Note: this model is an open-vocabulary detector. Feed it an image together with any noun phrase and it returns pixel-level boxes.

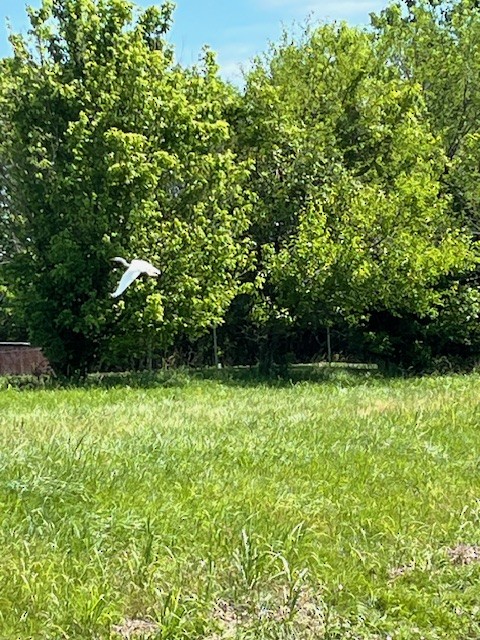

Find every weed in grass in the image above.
[233,529,270,591]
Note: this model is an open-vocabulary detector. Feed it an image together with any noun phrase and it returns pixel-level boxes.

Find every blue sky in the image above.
[0,0,387,83]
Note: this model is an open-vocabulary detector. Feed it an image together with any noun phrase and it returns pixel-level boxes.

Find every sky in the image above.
[0,0,387,83]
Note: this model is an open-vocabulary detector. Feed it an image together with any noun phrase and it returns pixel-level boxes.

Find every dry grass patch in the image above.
[447,544,480,565]
[111,618,158,638]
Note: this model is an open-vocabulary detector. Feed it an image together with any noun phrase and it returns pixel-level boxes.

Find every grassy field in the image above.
[0,369,479,639]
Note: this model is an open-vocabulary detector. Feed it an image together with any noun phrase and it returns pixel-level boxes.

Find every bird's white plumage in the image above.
[112,267,142,297]
[111,257,160,297]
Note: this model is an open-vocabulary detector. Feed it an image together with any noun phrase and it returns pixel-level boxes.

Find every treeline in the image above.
[1,0,480,374]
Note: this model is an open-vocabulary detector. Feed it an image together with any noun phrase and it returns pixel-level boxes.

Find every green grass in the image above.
[0,369,479,639]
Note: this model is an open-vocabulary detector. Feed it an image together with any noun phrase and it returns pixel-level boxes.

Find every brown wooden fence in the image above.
[0,343,51,375]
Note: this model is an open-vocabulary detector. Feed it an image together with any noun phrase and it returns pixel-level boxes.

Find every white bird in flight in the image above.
[111,257,160,297]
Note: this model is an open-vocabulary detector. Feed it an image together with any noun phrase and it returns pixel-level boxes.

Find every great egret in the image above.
[111,257,160,297]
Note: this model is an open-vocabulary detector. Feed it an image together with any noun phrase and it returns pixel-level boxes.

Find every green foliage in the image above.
[2,0,253,373]
[373,0,480,162]
[372,1,480,231]
[0,282,27,342]
[2,0,480,372]
[236,21,475,346]
[364,0,480,366]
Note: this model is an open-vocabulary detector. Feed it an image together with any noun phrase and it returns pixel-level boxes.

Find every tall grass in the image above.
[0,370,479,638]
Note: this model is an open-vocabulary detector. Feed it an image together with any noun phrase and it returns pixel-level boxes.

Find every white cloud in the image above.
[203,1,387,86]
[257,0,304,7]
[218,59,246,85]
[308,0,385,17]
[214,1,386,84]
[215,42,258,86]
[256,0,385,22]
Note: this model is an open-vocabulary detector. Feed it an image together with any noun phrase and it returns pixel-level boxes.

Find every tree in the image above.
[372,1,480,218]
[0,60,27,341]
[2,0,254,373]
[369,0,480,366]
[234,21,475,364]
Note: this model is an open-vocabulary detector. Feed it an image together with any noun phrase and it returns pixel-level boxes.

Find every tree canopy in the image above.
[235,20,475,339]
[1,0,254,373]
[1,0,479,373]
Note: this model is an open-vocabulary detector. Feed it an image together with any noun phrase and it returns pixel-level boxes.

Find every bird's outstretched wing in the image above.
[111,267,142,297]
